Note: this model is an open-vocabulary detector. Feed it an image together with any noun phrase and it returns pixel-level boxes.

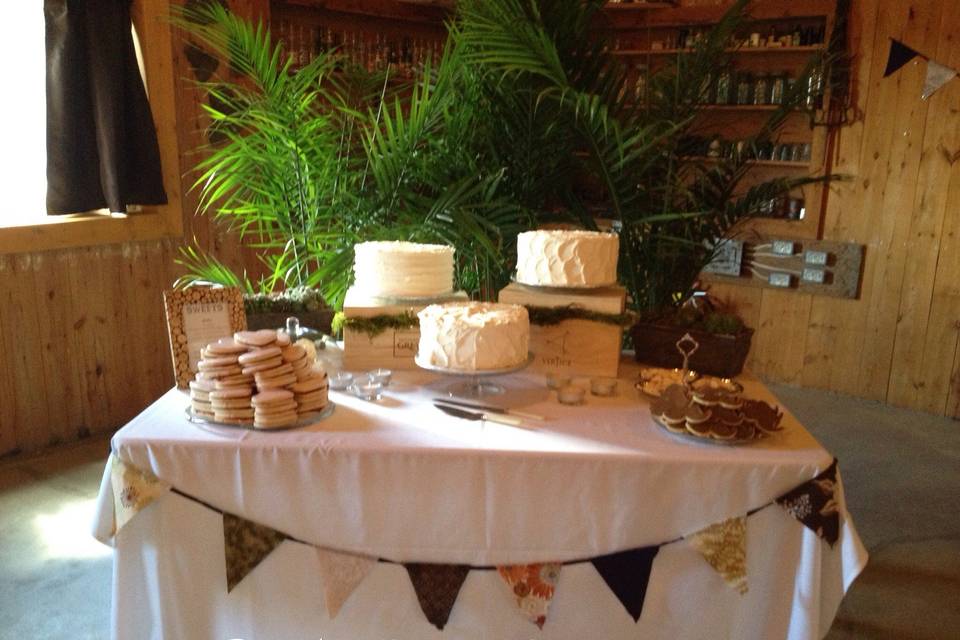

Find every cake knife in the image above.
[432,397,544,421]
[434,403,526,428]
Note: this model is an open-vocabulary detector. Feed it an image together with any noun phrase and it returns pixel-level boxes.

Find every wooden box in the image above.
[341,287,468,370]
[498,282,627,378]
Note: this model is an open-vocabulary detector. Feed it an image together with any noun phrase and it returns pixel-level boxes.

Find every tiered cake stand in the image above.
[415,354,533,398]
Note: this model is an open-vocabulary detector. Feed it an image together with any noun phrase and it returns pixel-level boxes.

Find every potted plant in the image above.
[453,0,838,375]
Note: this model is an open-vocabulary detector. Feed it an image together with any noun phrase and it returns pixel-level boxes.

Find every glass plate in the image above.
[184,402,335,431]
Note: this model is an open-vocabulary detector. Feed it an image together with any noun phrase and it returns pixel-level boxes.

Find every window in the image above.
[0,2,46,227]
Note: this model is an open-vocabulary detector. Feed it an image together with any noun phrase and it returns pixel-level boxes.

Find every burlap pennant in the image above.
[223,512,287,592]
[315,548,376,619]
[497,563,562,629]
[776,459,841,546]
[590,546,660,622]
[687,516,748,595]
[109,454,171,536]
[404,563,470,630]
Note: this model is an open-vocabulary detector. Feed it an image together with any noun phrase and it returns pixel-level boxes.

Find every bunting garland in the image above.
[315,548,376,619]
[497,563,562,628]
[404,563,471,630]
[223,512,287,592]
[687,516,748,595]
[884,38,960,100]
[109,454,171,536]
[104,456,847,628]
[776,459,841,546]
[591,546,660,622]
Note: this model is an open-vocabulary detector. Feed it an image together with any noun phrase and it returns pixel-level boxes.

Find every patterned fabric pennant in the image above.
[884,39,922,77]
[777,459,841,546]
[315,548,376,619]
[109,454,171,536]
[223,512,287,592]
[590,546,660,622]
[497,563,562,629]
[922,60,957,100]
[687,516,748,595]
[404,563,471,630]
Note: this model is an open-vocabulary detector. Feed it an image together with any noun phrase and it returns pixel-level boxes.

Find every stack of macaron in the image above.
[188,329,329,429]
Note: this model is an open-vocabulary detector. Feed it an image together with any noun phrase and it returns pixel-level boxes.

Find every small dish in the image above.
[367,368,393,387]
[557,385,585,405]
[329,371,354,391]
[349,380,383,401]
[590,377,618,397]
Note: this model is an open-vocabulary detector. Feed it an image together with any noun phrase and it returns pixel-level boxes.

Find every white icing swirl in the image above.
[417,302,529,371]
[353,241,454,298]
[515,230,619,287]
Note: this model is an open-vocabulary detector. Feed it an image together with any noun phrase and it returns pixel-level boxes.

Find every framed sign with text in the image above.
[163,287,247,389]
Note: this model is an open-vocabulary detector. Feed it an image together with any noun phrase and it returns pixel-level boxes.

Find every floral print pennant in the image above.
[687,516,748,595]
[497,563,562,629]
[223,512,287,592]
[109,454,171,537]
[776,459,841,546]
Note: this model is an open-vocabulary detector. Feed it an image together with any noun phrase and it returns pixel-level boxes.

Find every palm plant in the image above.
[173,3,525,307]
[454,0,834,313]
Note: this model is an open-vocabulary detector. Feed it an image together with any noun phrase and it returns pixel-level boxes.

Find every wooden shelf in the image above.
[603,2,677,11]
[615,45,824,56]
[686,156,810,169]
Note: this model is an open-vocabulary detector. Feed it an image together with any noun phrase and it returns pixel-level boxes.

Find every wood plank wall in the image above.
[1,0,958,457]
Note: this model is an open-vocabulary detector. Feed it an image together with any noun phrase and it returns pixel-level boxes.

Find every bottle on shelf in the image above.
[769,73,786,105]
[715,70,732,105]
[736,72,753,105]
[753,73,769,105]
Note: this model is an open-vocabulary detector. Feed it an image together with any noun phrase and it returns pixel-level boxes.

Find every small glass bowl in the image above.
[546,373,572,390]
[328,371,354,391]
[590,378,618,397]
[366,368,392,387]
[349,380,383,401]
[557,385,586,406]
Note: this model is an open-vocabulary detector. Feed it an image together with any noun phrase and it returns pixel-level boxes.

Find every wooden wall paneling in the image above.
[751,289,812,384]
[0,255,52,450]
[887,2,960,410]
[853,1,942,401]
[29,252,83,446]
[911,0,960,415]
[0,292,17,454]
[799,0,881,394]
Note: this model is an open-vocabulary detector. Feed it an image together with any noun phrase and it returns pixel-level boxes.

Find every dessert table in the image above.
[92,357,866,640]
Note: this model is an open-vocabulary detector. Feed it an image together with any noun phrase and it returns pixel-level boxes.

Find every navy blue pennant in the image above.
[884,39,922,77]
[591,545,660,622]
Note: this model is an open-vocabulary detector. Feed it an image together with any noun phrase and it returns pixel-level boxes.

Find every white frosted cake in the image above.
[515,230,619,288]
[417,302,529,371]
[353,241,454,298]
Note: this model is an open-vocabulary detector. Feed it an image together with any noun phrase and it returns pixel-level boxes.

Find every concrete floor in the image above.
[0,384,958,640]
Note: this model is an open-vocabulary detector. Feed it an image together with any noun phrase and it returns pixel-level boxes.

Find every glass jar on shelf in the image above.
[736,72,753,105]
[753,73,769,105]
[769,73,786,105]
[715,70,732,105]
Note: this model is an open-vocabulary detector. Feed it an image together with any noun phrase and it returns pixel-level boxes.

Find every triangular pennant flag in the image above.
[884,39,922,77]
[315,548,376,619]
[223,512,287,592]
[590,546,660,622]
[404,563,470,630]
[922,60,957,99]
[497,563,562,629]
[109,454,171,536]
[777,459,841,546]
[687,516,748,595]
[183,43,219,82]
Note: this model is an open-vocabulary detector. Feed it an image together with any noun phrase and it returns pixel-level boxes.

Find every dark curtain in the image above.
[45,0,167,215]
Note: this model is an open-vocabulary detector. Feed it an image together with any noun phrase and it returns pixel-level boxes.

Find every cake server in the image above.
[432,397,544,421]
[434,403,525,428]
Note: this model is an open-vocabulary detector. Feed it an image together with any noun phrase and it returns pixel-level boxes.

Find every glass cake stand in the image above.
[415,354,533,398]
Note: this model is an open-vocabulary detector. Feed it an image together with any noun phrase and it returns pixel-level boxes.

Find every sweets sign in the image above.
[163,287,247,389]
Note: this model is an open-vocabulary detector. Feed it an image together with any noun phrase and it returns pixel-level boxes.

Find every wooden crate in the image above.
[341,287,468,370]
[498,283,627,378]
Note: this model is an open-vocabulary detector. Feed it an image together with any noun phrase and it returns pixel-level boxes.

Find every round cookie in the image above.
[210,397,254,410]
[189,379,216,393]
[197,355,240,370]
[275,331,292,347]
[251,389,295,406]
[254,363,295,381]
[281,345,307,364]
[241,358,285,375]
[190,390,210,402]
[209,386,254,400]
[235,330,280,348]
[254,400,298,415]
[256,372,298,389]
[238,347,283,366]
[214,407,255,421]
[204,338,249,356]
[196,365,243,379]
[291,375,327,394]
[215,375,254,388]
[254,412,299,429]
[290,357,311,372]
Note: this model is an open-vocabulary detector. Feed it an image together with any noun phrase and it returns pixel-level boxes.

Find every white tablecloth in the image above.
[93,359,867,639]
